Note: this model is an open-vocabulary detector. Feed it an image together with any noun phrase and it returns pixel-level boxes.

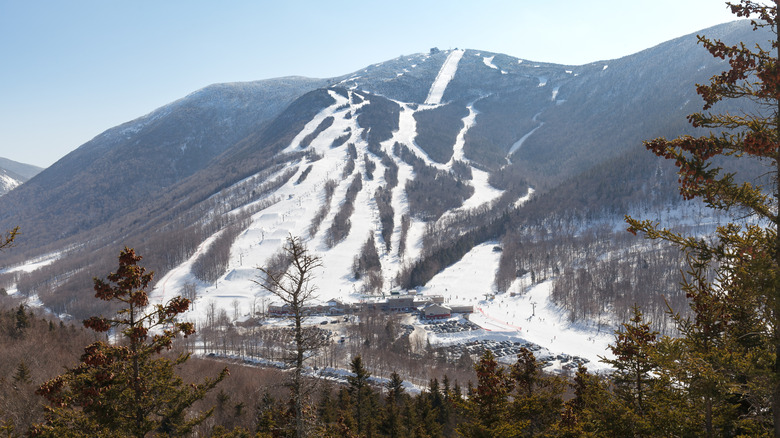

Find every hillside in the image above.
[0,20,767,369]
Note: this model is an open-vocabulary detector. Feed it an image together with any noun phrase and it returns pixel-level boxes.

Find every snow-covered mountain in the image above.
[0,158,42,197]
[0,20,766,370]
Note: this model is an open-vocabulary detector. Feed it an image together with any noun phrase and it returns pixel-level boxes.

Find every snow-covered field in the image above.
[420,242,613,372]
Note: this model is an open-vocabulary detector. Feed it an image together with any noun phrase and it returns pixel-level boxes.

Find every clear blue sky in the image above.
[1,0,738,168]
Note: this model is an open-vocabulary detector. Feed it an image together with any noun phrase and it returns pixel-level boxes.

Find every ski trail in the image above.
[447,103,478,167]
[425,49,465,105]
[506,111,544,162]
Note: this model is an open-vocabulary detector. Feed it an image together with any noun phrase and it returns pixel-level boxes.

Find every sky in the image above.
[0,1,739,168]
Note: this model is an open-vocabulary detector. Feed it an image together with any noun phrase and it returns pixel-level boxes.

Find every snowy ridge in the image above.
[0,173,19,195]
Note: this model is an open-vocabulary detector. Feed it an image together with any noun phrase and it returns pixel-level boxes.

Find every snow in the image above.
[0,173,19,192]
[507,111,544,159]
[447,104,478,165]
[0,251,61,275]
[442,167,503,216]
[425,49,465,105]
[482,56,498,70]
[514,187,535,208]
[282,89,351,153]
[421,242,614,372]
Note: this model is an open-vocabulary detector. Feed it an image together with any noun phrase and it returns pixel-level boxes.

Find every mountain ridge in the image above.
[0,158,42,197]
[0,20,765,369]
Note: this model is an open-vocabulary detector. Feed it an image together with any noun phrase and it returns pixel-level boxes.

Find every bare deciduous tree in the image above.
[254,234,323,438]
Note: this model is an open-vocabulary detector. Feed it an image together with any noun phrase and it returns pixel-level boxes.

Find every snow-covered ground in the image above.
[0,251,60,275]
[421,242,614,372]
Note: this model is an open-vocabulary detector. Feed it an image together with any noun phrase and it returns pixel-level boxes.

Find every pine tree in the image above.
[383,371,405,438]
[30,247,228,437]
[12,360,32,387]
[625,1,780,435]
[601,306,658,419]
[508,347,566,437]
[457,350,522,437]
[14,304,29,336]
[347,355,371,436]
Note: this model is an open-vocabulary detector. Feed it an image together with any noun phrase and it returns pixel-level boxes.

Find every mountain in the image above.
[0,20,767,368]
[0,158,42,197]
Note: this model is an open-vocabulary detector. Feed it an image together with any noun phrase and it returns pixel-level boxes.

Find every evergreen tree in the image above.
[508,347,566,437]
[383,372,405,438]
[457,350,521,437]
[255,390,280,437]
[347,355,371,436]
[601,306,658,420]
[625,1,780,435]
[14,304,29,334]
[12,360,32,387]
[30,247,228,437]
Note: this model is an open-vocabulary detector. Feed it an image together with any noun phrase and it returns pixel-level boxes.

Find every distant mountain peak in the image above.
[0,157,42,197]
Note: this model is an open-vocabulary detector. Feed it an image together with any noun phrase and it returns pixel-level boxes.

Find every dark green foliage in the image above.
[14,304,29,334]
[363,154,376,180]
[30,248,227,437]
[353,235,381,280]
[330,129,351,148]
[375,185,394,251]
[413,102,469,163]
[623,3,780,436]
[326,174,363,247]
[13,361,32,386]
[601,306,658,417]
[347,356,372,436]
[295,165,313,185]
[355,92,401,149]
[395,143,474,220]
